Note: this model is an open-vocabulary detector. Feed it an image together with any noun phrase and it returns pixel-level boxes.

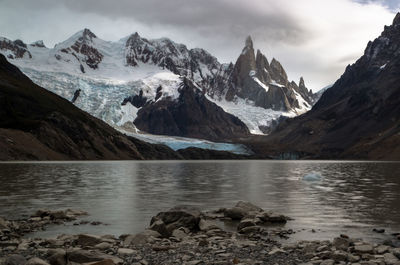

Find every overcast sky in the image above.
[0,0,399,91]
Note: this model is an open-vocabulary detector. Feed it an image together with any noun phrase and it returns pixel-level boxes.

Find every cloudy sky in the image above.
[0,0,399,91]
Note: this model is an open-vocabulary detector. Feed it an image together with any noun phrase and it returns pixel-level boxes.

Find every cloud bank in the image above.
[0,0,397,90]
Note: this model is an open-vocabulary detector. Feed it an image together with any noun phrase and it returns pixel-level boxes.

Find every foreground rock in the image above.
[0,209,87,241]
[1,203,400,265]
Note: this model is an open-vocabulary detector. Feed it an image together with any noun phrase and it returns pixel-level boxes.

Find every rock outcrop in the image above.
[225,36,314,112]
[133,78,250,141]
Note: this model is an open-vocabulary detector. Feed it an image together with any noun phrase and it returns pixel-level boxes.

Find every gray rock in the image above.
[171,228,188,240]
[319,260,334,265]
[123,230,161,247]
[333,237,350,250]
[25,258,50,265]
[384,253,400,265]
[239,226,261,234]
[94,242,112,250]
[0,217,9,229]
[47,249,66,265]
[332,250,347,262]
[75,234,102,246]
[149,219,169,238]
[4,255,26,265]
[223,207,247,220]
[237,219,256,231]
[393,248,400,259]
[67,250,123,264]
[117,248,135,255]
[150,206,201,235]
[235,201,263,213]
[198,219,219,231]
[354,244,374,254]
[376,245,390,254]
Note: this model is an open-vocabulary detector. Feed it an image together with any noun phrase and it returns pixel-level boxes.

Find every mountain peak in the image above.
[245,36,253,49]
[393,12,400,25]
[82,28,97,40]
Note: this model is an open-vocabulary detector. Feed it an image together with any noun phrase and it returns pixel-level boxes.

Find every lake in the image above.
[0,161,399,243]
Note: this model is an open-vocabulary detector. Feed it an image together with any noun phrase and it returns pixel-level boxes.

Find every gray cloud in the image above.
[0,0,397,90]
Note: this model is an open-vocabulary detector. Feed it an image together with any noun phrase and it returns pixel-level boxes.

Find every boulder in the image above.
[4,255,26,265]
[0,217,9,229]
[257,212,288,223]
[67,250,123,264]
[235,201,263,212]
[238,226,261,234]
[89,260,116,265]
[25,258,50,265]
[94,242,112,250]
[354,244,374,254]
[171,228,188,240]
[123,230,161,247]
[199,219,219,231]
[75,234,102,246]
[237,219,256,231]
[47,249,66,265]
[224,201,264,220]
[333,237,350,251]
[117,248,135,256]
[149,220,169,237]
[150,206,201,236]
[223,207,247,220]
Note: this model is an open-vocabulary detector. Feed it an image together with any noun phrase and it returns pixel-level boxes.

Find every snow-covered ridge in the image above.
[0,29,314,139]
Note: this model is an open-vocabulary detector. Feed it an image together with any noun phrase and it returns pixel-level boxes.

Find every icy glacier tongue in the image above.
[118,129,252,155]
[21,67,181,127]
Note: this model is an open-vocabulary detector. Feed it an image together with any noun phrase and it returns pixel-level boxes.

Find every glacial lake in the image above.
[0,161,399,243]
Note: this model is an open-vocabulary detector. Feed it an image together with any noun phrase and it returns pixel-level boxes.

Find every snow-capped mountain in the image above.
[0,29,316,137]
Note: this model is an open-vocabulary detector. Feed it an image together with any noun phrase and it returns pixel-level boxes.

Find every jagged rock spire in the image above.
[245,36,253,49]
[393,12,400,25]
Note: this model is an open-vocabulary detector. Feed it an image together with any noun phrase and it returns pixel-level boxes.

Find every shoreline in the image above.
[1,202,400,265]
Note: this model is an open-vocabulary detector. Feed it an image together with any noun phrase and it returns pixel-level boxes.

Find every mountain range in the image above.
[1,13,400,160]
[0,29,316,141]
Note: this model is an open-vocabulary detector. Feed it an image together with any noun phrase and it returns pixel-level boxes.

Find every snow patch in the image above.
[253,77,269,92]
[207,95,295,135]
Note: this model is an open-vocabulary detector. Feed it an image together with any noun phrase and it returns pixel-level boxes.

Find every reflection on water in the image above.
[0,161,399,242]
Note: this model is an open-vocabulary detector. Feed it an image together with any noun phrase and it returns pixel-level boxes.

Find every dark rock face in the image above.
[122,90,148,108]
[256,13,400,160]
[133,78,250,141]
[0,38,32,59]
[225,36,314,112]
[30,40,46,48]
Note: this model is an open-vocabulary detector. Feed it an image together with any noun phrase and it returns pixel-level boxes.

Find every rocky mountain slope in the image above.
[0,30,316,138]
[0,53,185,160]
[249,13,400,160]
[134,78,250,141]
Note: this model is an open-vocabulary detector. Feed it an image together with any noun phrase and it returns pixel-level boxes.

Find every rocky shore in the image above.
[1,202,400,265]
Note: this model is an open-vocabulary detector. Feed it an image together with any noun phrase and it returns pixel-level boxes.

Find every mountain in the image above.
[248,13,400,160]
[0,29,314,139]
[223,36,314,113]
[133,78,250,141]
[0,53,185,160]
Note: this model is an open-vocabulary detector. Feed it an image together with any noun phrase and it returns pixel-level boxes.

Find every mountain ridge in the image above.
[0,29,316,138]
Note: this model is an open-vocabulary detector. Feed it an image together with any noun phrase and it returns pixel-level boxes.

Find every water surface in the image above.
[0,161,399,242]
